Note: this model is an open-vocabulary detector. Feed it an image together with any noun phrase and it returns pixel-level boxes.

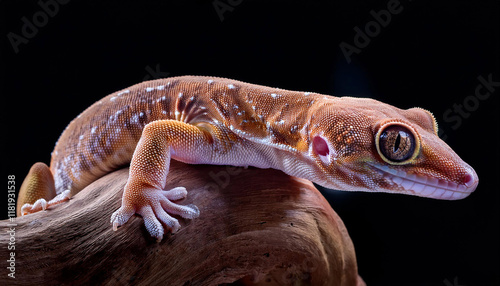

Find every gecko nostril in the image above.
[463,171,477,188]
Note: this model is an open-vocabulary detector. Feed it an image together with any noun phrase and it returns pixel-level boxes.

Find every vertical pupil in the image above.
[378,125,417,163]
[394,133,401,152]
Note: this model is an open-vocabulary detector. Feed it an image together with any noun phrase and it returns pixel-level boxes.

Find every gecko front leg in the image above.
[111,119,211,241]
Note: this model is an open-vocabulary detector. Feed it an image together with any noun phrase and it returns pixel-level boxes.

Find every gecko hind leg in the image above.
[17,162,71,216]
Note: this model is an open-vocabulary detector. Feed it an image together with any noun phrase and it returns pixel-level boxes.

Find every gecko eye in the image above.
[376,124,418,164]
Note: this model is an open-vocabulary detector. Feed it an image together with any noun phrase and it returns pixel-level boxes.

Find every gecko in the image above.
[17,76,479,241]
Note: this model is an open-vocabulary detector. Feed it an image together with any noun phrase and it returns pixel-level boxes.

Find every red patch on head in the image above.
[313,136,329,156]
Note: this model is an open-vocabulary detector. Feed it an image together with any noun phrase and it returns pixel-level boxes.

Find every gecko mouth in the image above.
[368,163,476,200]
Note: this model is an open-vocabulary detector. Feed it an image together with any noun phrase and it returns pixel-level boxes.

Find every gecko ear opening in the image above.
[313,136,329,156]
[406,107,439,135]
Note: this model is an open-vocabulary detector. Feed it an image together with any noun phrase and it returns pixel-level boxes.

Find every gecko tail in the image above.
[17,162,57,216]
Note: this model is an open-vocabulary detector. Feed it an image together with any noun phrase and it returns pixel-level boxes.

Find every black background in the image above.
[1,0,499,285]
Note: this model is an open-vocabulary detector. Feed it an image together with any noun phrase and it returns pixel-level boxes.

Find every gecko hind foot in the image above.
[110,187,200,242]
[20,190,71,216]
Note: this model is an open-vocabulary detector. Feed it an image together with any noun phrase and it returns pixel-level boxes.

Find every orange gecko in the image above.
[18,76,479,241]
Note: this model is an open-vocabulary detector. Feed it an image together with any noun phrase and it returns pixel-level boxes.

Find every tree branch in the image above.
[1,161,364,286]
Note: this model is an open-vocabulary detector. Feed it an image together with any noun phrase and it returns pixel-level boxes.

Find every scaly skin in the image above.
[18,76,479,241]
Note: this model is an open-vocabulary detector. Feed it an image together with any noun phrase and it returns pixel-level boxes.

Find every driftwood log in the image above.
[1,161,365,286]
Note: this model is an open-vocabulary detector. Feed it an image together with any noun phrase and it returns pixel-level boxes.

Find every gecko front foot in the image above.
[110,186,200,241]
[20,190,71,216]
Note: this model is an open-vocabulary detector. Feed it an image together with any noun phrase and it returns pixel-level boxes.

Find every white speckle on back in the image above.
[139,112,145,117]
[228,84,235,89]
[178,92,183,98]
[91,126,97,134]
[110,96,118,101]
[117,90,130,96]
[156,96,167,103]
[156,85,165,90]
[277,119,285,125]
[131,114,139,124]
[207,79,214,84]
[146,87,155,92]
[271,93,279,98]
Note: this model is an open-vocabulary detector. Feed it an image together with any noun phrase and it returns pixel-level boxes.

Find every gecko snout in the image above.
[462,164,479,192]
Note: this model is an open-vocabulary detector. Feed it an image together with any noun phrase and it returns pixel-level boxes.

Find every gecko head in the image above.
[309,98,478,200]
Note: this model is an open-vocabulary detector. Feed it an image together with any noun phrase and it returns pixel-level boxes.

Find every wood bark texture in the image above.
[1,161,365,286]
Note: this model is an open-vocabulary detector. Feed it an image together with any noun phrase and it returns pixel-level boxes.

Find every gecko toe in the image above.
[36,199,48,211]
[160,199,200,219]
[161,187,188,201]
[20,203,33,216]
[139,205,166,241]
[20,198,48,216]
[154,205,181,234]
[110,205,135,231]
